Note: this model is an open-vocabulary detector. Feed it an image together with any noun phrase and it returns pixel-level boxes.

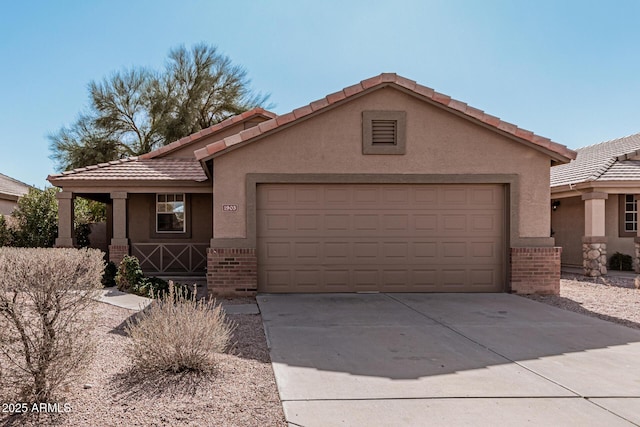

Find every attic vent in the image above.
[372,120,397,145]
[362,111,406,155]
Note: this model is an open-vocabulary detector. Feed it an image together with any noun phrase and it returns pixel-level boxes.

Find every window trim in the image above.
[156,193,187,234]
[362,111,406,155]
[618,194,637,237]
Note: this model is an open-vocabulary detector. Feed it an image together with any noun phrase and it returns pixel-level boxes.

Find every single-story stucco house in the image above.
[551,133,640,275]
[0,173,31,216]
[48,73,576,296]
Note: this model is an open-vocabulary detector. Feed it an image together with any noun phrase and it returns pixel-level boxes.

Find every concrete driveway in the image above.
[257,293,640,426]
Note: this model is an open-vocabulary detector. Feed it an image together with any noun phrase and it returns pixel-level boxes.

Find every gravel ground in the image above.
[0,301,286,427]
[524,273,640,330]
[4,275,639,426]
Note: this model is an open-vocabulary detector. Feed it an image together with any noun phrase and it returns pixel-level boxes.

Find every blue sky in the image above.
[2,0,640,188]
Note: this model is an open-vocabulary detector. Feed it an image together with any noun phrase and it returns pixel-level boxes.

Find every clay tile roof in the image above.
[551,133,640,187]
[195,73,576,163]
[0,173,32,197]
[47,158,207,183]
[139,107,276,160]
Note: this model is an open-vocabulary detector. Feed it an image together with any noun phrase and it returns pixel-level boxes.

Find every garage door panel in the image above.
[257,184,505,293]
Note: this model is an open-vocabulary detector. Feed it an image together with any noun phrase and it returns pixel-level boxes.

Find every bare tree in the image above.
[0,248,104,403]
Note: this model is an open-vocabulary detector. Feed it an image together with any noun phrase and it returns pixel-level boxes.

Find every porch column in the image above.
[582,192,608,276]
[634,195,640,273]
[54,191,75,247]
[108,192,129,265]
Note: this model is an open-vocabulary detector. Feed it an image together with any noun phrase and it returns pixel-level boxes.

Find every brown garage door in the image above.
[257,183,505,293]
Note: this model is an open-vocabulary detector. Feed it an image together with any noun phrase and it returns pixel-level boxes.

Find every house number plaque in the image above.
[222,204,238,212]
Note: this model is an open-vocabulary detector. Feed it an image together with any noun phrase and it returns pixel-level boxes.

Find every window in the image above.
[624,194,637,232]
[362,111,406,154]
[156,194,185,233]
[619,194,637,237]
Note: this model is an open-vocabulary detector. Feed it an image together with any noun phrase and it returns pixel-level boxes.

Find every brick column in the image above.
[54,191,75,247]
[510,247,562,295]
[108,192,129,265]
[582,192,608,276]
[207,248,257,297]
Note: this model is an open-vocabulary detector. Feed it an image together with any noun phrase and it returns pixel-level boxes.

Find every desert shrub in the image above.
[102,261,118,287]
[126,282,234,373]
[0,247,104,402]
[115,255,144,292]
[609,252,633,271]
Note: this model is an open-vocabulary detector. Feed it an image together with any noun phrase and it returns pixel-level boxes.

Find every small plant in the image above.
[609,252,633,271]
[114,255,193,298]
[126,282,234,373]
[0,247,104,402]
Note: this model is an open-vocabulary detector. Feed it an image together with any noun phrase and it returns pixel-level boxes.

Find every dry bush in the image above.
[126,282,235,373]
[0,247,104,402]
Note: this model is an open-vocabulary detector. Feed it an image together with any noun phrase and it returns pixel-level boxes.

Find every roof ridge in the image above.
[195,73,576,162]
[0,172,33,189]
[139,107,277,160]
[585,156,618,182]
[577,131,640,151]
[48,156,138,179]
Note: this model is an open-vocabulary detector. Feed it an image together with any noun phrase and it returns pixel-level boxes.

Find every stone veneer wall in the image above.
[634,238,640,273]
[582,237,607,277]
[207,248,257,297]
[510,247,562,295]
[108,245,129,266]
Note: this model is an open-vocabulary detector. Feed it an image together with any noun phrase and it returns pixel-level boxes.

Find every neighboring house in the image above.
[48,73,576,296]
[0,173,31,216]
[551,133,640,276]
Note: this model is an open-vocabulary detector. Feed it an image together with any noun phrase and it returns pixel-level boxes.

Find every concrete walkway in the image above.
[98,287,153,311]
[258,293,640,426]
[98,287,260,314]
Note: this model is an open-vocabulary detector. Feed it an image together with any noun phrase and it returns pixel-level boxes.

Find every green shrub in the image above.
[0,247,104,402]
[609,252,633,271]
[115,255,193,298]
[115,255,144,292]
[74,222,92,248]
[102,261,118,287]
[11,187,58,248]
[0,215,15,246]
[126,282,234,373]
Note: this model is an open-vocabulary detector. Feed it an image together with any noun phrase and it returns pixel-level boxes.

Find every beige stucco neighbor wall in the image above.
[0,198,18,216]
[551,194,635,266]
[211,87,552,243]
[605,194,635,259]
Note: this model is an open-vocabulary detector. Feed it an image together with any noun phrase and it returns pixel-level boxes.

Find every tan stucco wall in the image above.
[127,193,212,243]
[164,121,265,159]
[551,194,635,266]
[212,87,552,242]
[551,196,584,266]
[0,199,17,216]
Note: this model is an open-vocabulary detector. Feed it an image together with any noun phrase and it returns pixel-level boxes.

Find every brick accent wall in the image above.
[108,245,129,266]
[207,248,257,297]
[510,247,561,295]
